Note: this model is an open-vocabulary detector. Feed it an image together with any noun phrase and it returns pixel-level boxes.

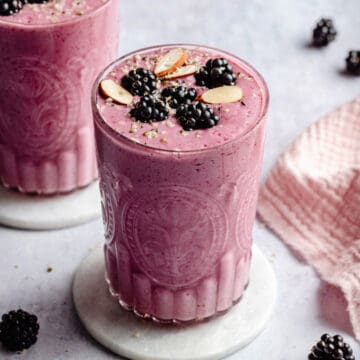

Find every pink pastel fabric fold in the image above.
[258,98,360,340]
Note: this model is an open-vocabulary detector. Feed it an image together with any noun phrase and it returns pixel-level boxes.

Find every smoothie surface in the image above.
[97,46,266,152]
[0,0,108,25]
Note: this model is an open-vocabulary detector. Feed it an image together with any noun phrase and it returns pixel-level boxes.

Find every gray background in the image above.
[1,0,360,358]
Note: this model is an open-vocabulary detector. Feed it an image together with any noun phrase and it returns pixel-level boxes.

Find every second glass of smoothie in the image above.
[0,0,120,194]
[93,44,269,322]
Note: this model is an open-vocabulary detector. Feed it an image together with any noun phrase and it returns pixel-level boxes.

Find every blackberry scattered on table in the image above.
[312,18,337,46]
[308,334,355,360]
[175,102,219,131]
[161,86,197,109]
[345,51,360,76]
[130,94,169,122]
[195,58,237,88]
[0,309,39,352]
[121,68,157,96]
[0,0,23,16]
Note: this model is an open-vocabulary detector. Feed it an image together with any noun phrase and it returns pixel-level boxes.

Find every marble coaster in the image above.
[0,182,101,230]
[73,244,277,360]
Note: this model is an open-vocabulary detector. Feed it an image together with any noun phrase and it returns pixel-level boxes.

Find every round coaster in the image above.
[73,244,277,360]
[0,182,101,230]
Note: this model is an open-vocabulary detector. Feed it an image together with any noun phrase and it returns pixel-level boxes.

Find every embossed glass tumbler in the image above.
[0,0,119,194]
[93,45,269,322]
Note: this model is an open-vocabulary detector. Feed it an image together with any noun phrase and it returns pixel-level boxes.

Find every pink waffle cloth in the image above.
[257,98,360,340]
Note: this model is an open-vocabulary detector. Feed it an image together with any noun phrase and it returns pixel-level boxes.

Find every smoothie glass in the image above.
[0,0,120,194]
[93,44,269,322]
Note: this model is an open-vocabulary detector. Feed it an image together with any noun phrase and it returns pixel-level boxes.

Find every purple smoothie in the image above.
[93,44,269,322]
[0,0,119,194]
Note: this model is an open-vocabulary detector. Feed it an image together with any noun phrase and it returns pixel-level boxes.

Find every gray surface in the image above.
[1,0,360,359]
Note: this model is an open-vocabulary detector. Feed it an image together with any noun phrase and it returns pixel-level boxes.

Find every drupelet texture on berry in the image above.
[308,334,355,360]
[195,58,237,88]
[346,51,360,76]
[161,86,197,109]
[0,0,23,16]
[312,18,337,46]
[175,102,219,131]
[130,94,169,122]
[121,68,158,96]
[0,309,39,352]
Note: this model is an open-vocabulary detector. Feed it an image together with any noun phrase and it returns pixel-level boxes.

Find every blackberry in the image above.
[176,102,219,131]
[346,51,360,76]
[308,334,355,360]
[0,309,39,352]
[130,95,169,122]
[0,0,23,16]
[312,18,337,46]
[161,86,197,109]
[121,68,157,96]
[195,58,236,88]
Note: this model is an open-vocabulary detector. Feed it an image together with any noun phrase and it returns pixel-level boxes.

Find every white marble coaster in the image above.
[0,182,101,230]
[73,244,277,360]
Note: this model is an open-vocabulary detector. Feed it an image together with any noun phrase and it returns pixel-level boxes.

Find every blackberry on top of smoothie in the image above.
[97,46,265,151]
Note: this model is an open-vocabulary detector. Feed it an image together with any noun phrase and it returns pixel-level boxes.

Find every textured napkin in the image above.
[257,98,360,340]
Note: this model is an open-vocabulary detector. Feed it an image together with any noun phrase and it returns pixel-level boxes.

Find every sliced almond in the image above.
[99,79,133,105]
[154,48,188,77]
[163,64,199,79]
[200,86,243,104]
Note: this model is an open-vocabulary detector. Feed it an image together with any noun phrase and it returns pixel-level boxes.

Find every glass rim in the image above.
[0,0,113,29]
[92,43,270,155]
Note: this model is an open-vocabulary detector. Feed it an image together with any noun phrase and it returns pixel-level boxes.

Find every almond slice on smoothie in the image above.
[154,48,188,77]
[100,79,133,105]
[164,64,199,79]
[200,86,243,104]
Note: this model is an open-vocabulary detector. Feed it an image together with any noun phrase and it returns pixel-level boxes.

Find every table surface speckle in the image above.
[1,0,360,359]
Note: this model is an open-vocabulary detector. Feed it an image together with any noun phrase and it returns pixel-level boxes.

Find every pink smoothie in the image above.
[0,0,119,194]
[93,45,268,322]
